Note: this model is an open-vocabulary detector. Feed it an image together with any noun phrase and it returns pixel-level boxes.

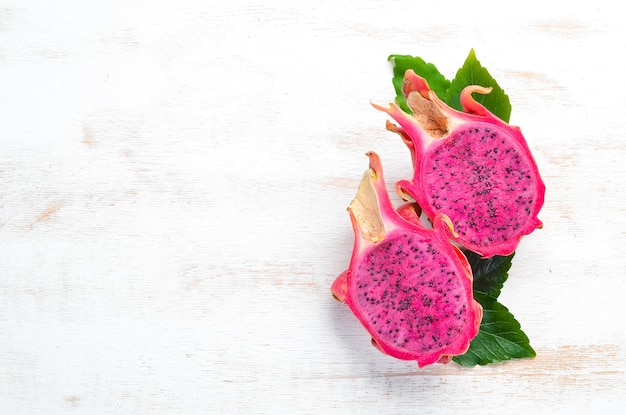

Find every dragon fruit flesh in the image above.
[373,70,545,257]
[332,152,482,367]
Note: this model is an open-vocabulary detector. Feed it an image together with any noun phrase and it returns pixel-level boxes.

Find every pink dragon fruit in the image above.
[332,152,482,367]
[373,70,545,257]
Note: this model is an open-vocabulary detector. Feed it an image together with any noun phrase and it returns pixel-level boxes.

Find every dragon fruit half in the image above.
[332,152,482,367]
[373,70,545,257]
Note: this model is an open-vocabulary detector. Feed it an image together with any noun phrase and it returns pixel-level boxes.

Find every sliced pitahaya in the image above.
[332,152,482,368]
[373,70,545,257]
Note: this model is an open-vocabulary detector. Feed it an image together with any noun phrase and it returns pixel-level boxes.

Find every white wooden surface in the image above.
[1,0,625,413]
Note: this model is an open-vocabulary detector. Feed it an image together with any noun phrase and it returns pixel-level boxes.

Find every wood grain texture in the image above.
[1,0,625,413]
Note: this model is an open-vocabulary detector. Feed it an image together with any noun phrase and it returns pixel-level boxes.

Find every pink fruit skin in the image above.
[332,152,482,368]
[373,70,546,258]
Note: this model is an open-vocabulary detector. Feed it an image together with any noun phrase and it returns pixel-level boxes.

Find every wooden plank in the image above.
[1,0,625,413]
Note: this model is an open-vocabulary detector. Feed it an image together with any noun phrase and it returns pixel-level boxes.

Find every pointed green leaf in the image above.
[452,294,536,367]
[388,54,450,114]
[452,252,535,366]
[445,49,511,122]
[465,251,514,300]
